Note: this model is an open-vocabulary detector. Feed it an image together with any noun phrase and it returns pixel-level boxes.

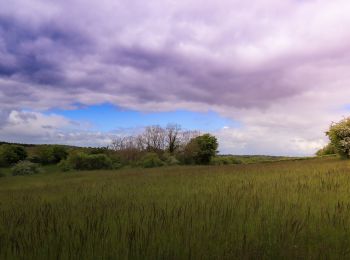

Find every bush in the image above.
[316,143,337,156]
[140,153,164,168]
[211,157,243,165]
[183,134,218,165]
[326,118,350,158]
[67,153,113,170]
[37,145,68,164]
[0,145,27,167]
[58,160,72,172]
[165,155,180,166]
[161,152,180,166]
[11,161,41,176]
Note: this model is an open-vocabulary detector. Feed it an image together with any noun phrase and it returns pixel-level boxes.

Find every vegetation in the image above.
[316,143,337,156]
[0,157,349,259]
[66,153,113,170]
[11,161,41,176]
[0,125,221,172]
[35,145,69,164]
[183,134,218,164]
[326,117,350,158]
[139,152,164,168]
[0,145,27,166]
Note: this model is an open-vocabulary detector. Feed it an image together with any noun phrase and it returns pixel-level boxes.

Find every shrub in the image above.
[161,152,180,166]
[183,134,218,165]
[0,145,27,167]
[316,143,337,156]
[11,161,40,176]
[326,118,350,158]
[67,153,113,170]
[140,153,164,168]
[88,147,109,154]
[28,155,41,163]
[37,145,68,164]
[165,155,180,166]
[58,160,72,172]
[211,157,243,165]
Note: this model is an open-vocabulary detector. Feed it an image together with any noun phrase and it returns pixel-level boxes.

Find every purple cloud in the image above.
[1,0,350,154]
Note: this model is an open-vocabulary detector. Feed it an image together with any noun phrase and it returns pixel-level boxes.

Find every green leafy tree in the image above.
[184,134,218,164]
[37,145,68,164]
[0,145,27,166]
[326,118,350,158]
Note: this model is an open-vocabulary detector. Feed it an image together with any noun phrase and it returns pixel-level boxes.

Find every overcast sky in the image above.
[1,0,350,155]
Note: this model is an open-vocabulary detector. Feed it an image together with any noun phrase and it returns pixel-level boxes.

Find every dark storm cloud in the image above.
[1,0,350,154]
[0,0,318,112]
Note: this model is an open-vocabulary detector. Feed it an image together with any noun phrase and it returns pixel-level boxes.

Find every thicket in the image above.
[0,145,27,166]
[1,125,223,172]
[322,118,350,158]
[11,161,41,176]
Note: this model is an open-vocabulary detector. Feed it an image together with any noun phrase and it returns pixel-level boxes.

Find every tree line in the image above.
[0,124,220,175]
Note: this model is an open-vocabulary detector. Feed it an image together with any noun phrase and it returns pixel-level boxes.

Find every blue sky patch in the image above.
[47,103,240,132]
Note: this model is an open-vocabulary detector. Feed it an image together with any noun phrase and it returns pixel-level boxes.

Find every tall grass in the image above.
[0,157,350,259]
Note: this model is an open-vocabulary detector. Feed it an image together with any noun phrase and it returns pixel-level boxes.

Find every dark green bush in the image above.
[68,153,113,170]
[182,134,218,165]
[11,161,41,176]
[37,145,68,164]
[0,145,27,167]
[140,153,164,168]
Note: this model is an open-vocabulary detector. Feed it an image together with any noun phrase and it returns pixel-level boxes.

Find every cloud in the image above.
[0,110,119,147]
[1,0,350,154]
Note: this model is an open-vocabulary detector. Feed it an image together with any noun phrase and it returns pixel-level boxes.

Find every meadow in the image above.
[1,156,350,259]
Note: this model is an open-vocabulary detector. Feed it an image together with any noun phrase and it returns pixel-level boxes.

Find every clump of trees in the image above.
[319,118,350,158]
[0,145,27,166]
[33,145,69,164]
[0,124,222,174]
[183,134,218,164]
[64,153,113,170]
[108,124,218,166]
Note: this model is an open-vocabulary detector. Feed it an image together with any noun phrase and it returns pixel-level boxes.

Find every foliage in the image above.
[140,152,164,168]
[162,153,180,166]
[11,161,41,176]
[211,156,242,165]
[326,118,350,158]
[316,143,337,156]
[0,145,27,167]
[88,147,109,154]
[37,145,68,164]
[183,134,218,164]
[58,160,72,172]
[67,153,113,170]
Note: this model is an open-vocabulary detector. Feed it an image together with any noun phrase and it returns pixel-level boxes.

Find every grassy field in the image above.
[0,157,350,259]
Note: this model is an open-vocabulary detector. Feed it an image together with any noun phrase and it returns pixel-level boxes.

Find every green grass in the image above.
[0,157,350,259]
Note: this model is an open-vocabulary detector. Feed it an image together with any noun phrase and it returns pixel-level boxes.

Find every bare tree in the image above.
[143,125,166,151]
[179,130,201,149]
[165,124,181,154]
[110,125,200,153]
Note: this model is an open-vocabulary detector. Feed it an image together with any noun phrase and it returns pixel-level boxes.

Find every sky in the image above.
[1,0,350,155]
